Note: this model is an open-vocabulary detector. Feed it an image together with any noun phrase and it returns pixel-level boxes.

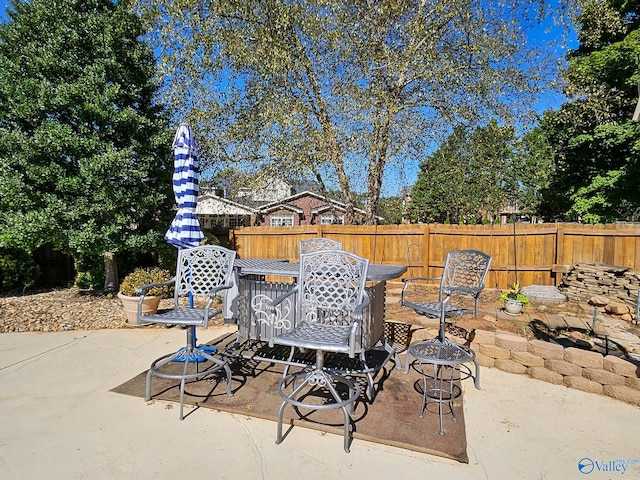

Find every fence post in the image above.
[424,225,430,278]
[555,223,565,286]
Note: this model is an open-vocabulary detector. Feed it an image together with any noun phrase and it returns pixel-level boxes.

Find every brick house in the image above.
[254,191,367,226]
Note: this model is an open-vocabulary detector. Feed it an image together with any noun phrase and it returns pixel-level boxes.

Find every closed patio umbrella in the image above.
[166,123,207,360]
[165,123,205,248]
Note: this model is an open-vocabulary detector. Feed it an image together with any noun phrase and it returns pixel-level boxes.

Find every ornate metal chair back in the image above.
[173,245,236,305]
[440,249,491,298]
[299,238,343,255]
[297,250,369,326]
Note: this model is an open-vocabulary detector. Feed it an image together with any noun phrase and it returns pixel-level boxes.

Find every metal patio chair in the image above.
[401,249,492,320]
[138,245,236,420]
[299,237,343,254]
[267,249,370,452]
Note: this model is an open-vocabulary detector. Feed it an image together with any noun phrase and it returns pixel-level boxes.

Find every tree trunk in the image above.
[366,105,394,224]
[104,252,118,292]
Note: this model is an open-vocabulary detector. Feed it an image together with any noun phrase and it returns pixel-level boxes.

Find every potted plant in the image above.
[117,267,173,326]
[499,280,530,316]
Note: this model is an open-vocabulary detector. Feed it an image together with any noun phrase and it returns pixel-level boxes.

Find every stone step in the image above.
[563,316,591,330]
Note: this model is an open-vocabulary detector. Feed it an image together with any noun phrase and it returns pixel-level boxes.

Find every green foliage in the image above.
[540,0,640,222]
[75,270,103,291]
[118,267,173,297]
[0,247,40,290]
[0,0,174,285]
[377,196,404,225]
[154,243,179,271]
[498,281,530,306]
[515,128,554,220]
[202,232,221,246]
[408,120,534,224]
[133,0,574,225]
[74,252,105,290]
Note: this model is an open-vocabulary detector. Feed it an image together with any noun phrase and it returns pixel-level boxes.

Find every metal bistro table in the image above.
[224,258,407,378]
[405,338,476,435]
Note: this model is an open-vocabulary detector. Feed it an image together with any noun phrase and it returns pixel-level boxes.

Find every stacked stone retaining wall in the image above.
[559,263,640,308]
[464,330,640,406]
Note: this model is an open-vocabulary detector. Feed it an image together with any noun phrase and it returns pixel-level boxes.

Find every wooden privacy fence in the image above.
[228,223,640,290]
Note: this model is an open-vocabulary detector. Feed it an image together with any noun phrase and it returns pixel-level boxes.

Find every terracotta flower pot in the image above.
[117,292,162,326]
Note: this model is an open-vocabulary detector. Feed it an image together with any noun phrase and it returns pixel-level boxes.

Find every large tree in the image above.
[516,126,555,221]
[0,0,174,289]
[408,120,521,224]
[540,0,640,223]
[134,0,575,224]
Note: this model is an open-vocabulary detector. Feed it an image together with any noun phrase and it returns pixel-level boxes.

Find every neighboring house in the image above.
[235,176,293,207]
[499,203,521,225]
[253,190,367,227]
[196,193,256,229]
[197,177,367,229]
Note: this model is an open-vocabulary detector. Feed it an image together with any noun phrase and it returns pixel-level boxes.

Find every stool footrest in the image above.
[145,344,233,420]
[276,368,359,452]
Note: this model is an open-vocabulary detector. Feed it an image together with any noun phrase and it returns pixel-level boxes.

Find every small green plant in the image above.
[499,280,530,306]
[119,267,173,297]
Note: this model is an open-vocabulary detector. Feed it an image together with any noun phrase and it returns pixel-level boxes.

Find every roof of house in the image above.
[259,203,304,214]
[196,194,257,215]
[257,190,367,215]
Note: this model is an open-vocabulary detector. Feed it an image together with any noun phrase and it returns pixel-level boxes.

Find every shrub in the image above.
[119,267,173,297]
[74,253,104,291]
[0,248,40,291]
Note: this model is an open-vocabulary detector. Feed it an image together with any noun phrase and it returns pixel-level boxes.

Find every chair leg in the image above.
[146,344,233,420]
[381,338,402,370]
[358,351,376,400]
[275,399,287,445]
[315,372,357,453]
[403,349,414,374]
[276,363,359,453]
[276,376,309,445]
[418,366,427,419]
[459,343,481,390]
[282,346,296,378]
[473,357,481,389]
[340,402,353,453]
[145,350,182,401]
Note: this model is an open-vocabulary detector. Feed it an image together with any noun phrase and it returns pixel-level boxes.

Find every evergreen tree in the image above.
[408,121,519,224]
[0,0,173,289]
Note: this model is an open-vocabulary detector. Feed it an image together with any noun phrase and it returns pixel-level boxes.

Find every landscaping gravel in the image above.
[0,288,132,332]
[0,288,222,333]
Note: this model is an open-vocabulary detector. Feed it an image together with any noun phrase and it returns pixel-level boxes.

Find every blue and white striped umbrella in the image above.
[165,123,205,249]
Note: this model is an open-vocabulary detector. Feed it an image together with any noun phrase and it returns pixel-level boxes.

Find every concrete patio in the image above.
[1,325,639,480]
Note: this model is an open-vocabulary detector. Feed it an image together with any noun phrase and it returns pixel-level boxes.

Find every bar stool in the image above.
[267,250,370,452]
